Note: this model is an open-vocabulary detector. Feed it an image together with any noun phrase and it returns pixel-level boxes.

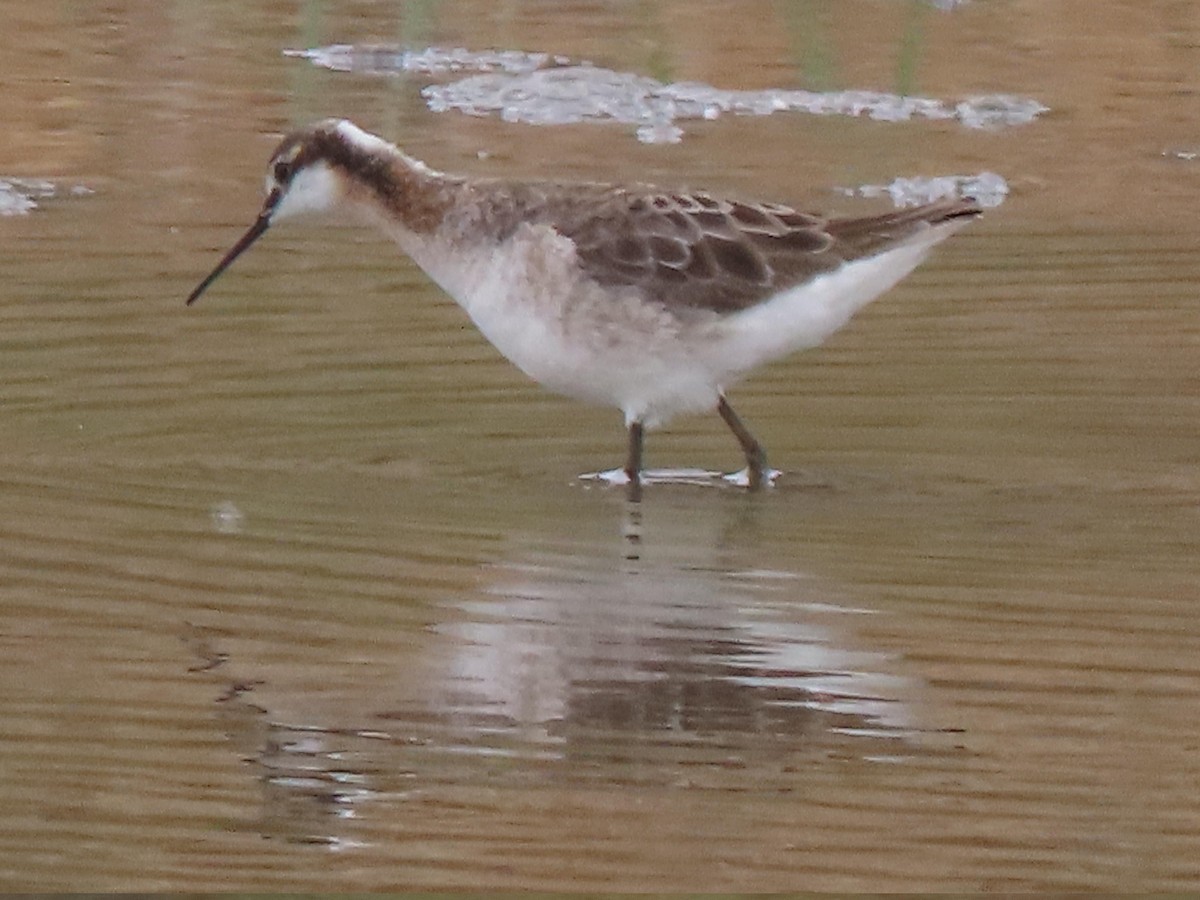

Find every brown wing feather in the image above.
[556,190,833,314]
[823,198,981,259]
[564,190,980,314]
[461,180,980,315]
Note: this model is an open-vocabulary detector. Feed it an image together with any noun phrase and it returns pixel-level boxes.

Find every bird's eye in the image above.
[272,160,293,183]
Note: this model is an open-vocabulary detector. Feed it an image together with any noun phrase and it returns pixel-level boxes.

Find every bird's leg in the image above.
[717,395,768,490]
[625,420,644,502]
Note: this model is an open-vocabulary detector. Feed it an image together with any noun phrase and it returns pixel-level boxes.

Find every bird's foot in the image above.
[580,467,780,489]
[722,466,782,489]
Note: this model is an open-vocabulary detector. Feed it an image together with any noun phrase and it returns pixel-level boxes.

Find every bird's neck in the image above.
[334,144,461,242]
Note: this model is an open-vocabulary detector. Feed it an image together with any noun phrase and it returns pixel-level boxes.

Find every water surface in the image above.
[1,0,1199,891]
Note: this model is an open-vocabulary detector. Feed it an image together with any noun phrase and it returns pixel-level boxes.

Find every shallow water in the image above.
[2,0,1200,891]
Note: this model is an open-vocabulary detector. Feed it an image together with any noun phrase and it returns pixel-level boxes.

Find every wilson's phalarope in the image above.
[186,119,981,491]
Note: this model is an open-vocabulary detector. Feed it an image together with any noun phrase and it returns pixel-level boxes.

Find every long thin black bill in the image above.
[185,213,272,306]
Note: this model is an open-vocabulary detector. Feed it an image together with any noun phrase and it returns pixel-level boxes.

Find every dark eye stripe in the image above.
[273,160,293,183]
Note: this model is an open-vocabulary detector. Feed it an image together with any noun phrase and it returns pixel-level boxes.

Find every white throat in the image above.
[270,162,343,222]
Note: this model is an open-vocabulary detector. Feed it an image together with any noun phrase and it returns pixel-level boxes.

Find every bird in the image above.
[186,118,981,493]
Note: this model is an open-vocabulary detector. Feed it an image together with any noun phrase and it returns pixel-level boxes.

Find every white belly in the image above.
[404,222,725,427]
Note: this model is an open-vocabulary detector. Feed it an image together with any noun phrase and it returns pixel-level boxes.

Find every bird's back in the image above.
[443,177,980,316]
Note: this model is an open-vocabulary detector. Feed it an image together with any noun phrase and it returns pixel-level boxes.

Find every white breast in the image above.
[397,221,725,426]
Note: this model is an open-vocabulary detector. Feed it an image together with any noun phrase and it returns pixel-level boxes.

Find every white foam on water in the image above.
[286,45,1049,144]
[841,171,1010,208]
[284,44,559,76]
[0,177,93,216]
[423,65,1048,141]
[1,177,55,216]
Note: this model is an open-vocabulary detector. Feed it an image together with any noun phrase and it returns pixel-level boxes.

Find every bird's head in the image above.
[185,119,378,305]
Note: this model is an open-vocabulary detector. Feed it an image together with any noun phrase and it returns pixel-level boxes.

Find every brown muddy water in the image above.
[2,0,1199,892]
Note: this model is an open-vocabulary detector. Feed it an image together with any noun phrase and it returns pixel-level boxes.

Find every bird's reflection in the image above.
[423,520,913,772]
[196,495,923,845]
